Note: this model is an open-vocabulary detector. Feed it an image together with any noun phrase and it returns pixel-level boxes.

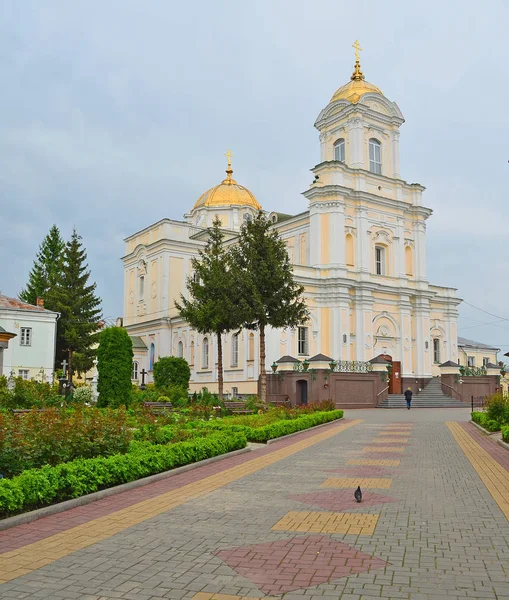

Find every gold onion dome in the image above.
[331,40,383,104]
[193,150,261,210]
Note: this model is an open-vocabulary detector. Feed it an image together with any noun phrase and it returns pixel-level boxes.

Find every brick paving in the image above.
[0,408,509,599]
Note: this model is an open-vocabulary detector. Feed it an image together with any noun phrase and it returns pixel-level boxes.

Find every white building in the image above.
[0,295,58,380]
[122,49,462,395]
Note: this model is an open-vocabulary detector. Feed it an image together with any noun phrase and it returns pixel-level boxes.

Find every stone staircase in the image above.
[378,377,470,409]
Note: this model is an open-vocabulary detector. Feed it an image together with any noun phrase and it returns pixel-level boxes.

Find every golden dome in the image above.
[193,151,261,210]
[331,41,383,104]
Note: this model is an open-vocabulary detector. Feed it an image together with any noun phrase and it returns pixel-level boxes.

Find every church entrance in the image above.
[379,354,402,395]
[296,380,308,405]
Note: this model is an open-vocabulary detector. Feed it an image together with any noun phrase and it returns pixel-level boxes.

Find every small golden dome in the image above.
[331,42,383,104]
[193,151,261,210]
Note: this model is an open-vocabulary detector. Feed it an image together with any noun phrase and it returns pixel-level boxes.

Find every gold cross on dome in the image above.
[225,149,233,168]
[352,39,363,62]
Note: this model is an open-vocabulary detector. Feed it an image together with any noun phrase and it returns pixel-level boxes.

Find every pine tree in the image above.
[175,217,247,401]
[230,212,309,402]
[19,225,65,305]
[48,229,102,381]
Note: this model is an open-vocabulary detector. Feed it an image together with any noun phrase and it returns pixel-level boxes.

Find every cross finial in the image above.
[225,149,233,169]
[223,149,236,184]
[352,39,362,62]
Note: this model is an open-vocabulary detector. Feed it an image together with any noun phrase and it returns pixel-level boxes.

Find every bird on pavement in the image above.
[354,486,362,503]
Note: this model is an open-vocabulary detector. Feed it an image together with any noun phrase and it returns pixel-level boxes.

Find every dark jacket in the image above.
[404,389,413,401]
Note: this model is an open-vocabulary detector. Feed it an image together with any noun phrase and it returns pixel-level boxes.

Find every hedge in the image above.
[502,425,509,443]
[471,411,501,432]
[193,410,344,442]
[0,431,247,517]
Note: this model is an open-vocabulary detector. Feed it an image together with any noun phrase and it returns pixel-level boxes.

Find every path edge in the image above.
[266,417,344,444]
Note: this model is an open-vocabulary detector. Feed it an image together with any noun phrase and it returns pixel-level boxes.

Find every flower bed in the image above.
[0,431,247,517]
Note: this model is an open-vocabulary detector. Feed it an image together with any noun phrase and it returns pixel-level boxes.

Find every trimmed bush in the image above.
[0,431,247,517]
[97,327,133,407]
[502,425,509,443]
[153,357,191,390]
[485,393,509,425]
[471,411,501,432]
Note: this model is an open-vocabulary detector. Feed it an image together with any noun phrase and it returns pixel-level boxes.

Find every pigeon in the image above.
[354,486,362,503]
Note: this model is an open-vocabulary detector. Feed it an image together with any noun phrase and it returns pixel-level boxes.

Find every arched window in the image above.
[405,245,414,276]
[177,341,183,358]
[190,341,195,365]
[149,343,155,371]
[231,333,239,367]
[375,245,386,275]
[132,361,139,381]
[433,338,441,364]
[369,138,382,174]
[334,138,345,162]
[202,337,209,369]
[248,333,255,361]
[345,233,355,267]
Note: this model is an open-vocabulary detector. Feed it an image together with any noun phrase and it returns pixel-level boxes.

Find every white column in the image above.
[356,207,370,276]
[391,130,401,179]
[395,217,406,279]
[414,297,431,377]
[348,118,365,168]
[414,221,427,282]
[399,297,412,376]
[309,203,321,267]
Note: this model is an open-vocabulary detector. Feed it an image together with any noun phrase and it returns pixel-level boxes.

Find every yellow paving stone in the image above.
[321,477,392,489]
[0,418,362,584]
[272,511,379,535]
[379,431,411,436]
[362,446,405,453]
[347,458,401,466]
[372,437,409,443]
[447,422,509,520]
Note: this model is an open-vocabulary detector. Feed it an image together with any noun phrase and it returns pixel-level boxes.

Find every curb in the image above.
[497,439,509,451]
[470,420,500,436]
[266,417,344,444]
[0,447,252,531]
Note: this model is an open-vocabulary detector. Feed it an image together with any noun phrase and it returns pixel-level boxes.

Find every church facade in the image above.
[122,49,461,395]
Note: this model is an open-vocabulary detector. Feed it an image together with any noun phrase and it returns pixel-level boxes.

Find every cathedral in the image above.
[122,44,460,395]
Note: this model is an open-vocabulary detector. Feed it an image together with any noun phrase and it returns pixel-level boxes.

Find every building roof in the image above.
[276,355,299,363]
[0,294,50,313]
[309,353,333,362]
[457,337,499,351]
[130,336,148,350]
[331,56,383,104]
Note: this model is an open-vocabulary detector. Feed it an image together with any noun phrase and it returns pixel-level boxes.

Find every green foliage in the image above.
[0,377,61,409]
[0,408,133,477]
[176,217,247,400]
[502,425,509,443]
[471,411,501,432]
[485,393,509,425]
[48,228,102,379]
[0,432,247,516]
[71,386,95,405]
[19,224,65,305]
[97,327,133,407]
[229,212,309,401]
[192,387,220,407]
[153,356,191,390]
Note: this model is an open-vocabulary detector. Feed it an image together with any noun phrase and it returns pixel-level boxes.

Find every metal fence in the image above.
[471,396,486,411]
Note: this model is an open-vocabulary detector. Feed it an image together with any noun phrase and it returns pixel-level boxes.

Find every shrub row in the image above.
[193,410,344,442]
[471,411,501,432]
[501,425,509,443]
[0,431,247,517]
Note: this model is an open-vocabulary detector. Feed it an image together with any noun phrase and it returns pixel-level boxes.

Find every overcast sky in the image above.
[1,1,508,355]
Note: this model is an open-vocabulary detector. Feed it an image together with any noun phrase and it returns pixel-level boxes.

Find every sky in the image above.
[0,1,508,356]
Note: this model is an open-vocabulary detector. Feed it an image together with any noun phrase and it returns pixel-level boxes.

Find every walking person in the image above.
[404,387,413,410]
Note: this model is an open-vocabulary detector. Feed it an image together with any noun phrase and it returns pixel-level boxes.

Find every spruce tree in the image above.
[230,212,309,402]
[175,217,246,401]
[19,225,65,305]
[49,229,102,381]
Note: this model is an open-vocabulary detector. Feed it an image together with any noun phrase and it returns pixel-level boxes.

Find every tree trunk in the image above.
[259,325,266,403]
[216,331,223,402]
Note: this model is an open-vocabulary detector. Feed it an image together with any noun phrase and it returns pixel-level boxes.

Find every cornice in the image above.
[315,97,405,131]
[123,218,187,243]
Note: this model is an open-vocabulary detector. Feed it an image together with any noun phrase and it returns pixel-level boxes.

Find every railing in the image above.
[441,382,463,402]
[471,396,487,412]
[459,366,487,377]
[376,386,389,406]
[376,386,389,397]
[331,360,373,373]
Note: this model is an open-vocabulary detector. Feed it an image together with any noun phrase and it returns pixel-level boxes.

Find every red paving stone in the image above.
[214,534,388,594]
[459,422,509,471]
[0,419,352,554]
[325,466,394,476]
[289,489,399,510]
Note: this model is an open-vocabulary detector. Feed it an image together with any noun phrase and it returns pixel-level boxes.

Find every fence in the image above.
[471,396,486,412]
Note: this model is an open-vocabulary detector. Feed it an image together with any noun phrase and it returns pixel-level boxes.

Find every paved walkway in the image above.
[1,409,508,600]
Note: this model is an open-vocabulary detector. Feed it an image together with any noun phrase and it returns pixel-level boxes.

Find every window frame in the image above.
[375,245,386,276]
[334,138,345,163]
[467,356,475,367]
[177,341,184,358]
[369,138,382,174]
[231,333,239,367]
[18,369,29,380]
[298,326,309,356]
[20,327,32,347]
[132,361,139,381]
[482,357,490,367]
[202,337,209,369]
[149,342,155,371]
[433,338,441,364]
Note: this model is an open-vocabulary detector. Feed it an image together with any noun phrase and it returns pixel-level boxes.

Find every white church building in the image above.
[122,47,461,394]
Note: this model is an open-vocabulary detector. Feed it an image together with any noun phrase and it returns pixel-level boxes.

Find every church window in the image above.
[177,341,183,358]
[369,138,382,174]
[433,338,441,364]
[345,234,355,267]
[248,333,255,361]
[190,341,195,366]
[132,361,139,381]
[375,246,386,275]
[405,245,414,276]
[149,343,155,370]
[139,276,145,300]
[202,337,209,369]
[298,326,309,356]
[467,356,475,367]
[231,333,239,367]
[334,138,345,162]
